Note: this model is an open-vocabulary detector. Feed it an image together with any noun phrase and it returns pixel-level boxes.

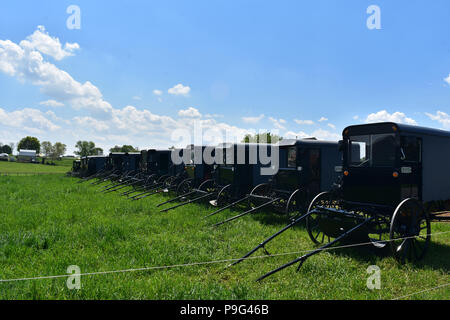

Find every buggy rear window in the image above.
[349,133,396,167]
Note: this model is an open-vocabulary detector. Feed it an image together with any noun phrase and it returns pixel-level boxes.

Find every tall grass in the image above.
[0,174,448,299]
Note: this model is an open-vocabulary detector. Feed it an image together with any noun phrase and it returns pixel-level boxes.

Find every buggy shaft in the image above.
[212,198,281,228]
[204,195,250,218]
[160,192,215,213]
[131,183,164,200]
[228,211,312,267]
[256,217,375,282]
[104,179,141,193]
[156,190,197,207]
[133,186,165,200]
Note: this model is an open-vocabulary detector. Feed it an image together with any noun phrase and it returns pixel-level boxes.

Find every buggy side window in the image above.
[349,135,370,167]
[371,134,396,167]
[287,147,296,168]
[401,136,421,163]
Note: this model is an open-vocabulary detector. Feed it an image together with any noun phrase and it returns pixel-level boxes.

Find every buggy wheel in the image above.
[145,174,158,186]
[305,192,341,244]
[285,189,306,222]
[198,179,215,192]
[389,198,431,263]
[163,176,176,188]
[248,183,271,209]
[217,184,232,207]
[176,179,193,196]
[157,174,170,183]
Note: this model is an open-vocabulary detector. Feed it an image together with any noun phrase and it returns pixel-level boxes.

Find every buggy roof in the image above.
[147,149,171,153]
[343,122,450,139]
[215,142,272,150]
[109,152,141,156]
[277,138,339,147]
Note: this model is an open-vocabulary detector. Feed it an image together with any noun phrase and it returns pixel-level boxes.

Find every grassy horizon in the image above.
[0,174,448,299]
[0,160,72,174]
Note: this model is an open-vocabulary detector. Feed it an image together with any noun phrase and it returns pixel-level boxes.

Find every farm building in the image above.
[17,149,37,163]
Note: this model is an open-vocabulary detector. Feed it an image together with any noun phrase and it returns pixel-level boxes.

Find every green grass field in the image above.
[0,174,448,299]
[0,159,72,175]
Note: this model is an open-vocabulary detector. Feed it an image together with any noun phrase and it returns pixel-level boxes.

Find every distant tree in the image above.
[109,145,139,153]
[242,132,283,144]
[0,144,12,154]
[41,141,66,161]
[74,141,101,157]
[17,136,40,153]
[93,147,103,155]
[53,142,67,159]
[41,141,53,158]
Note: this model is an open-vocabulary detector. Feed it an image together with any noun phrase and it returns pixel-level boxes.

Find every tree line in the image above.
[2,133,278,158]
[2,136,139,158]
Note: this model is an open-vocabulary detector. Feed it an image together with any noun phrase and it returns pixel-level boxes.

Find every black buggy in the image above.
[94,152,141,187]
[159,143,273,213]
[241,122,450,281]
[77,155,107,179]
[68,159,81,177]
[124,148,185,200]
[207,138,342,226]
[156,145,215,208]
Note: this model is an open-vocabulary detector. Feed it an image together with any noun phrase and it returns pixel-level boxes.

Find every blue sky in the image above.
[0,0,449,154]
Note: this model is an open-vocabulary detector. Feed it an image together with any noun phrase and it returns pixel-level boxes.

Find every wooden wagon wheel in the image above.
[176,178,193,196]
[285,188,306,222]
[305,191,342,245]
[389,198,431,263]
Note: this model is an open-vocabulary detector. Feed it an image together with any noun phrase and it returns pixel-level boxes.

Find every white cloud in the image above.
[444,74,450,85]
[327,123,336,129]
[242,114,264,124]
[318,117,328,122]
[425,111,450,128]
[168,84,190,96]
[365,110,417,125]
[269,117,286,130]
[132,96,142,101]
[294,119,315,125]
[0,27,112,115]
[0,27,259,154]
[152,89,162,96]
[353,115,359,120]
[205,113,224,118]
[73,116,109,132]
[20,25,79,61]
[39,99,64,107]
[0,107,61,132]
[178,107,202,118]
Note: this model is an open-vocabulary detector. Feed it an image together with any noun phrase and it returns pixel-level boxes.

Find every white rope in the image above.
[392,282,450,300]
[0,230,448,283]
